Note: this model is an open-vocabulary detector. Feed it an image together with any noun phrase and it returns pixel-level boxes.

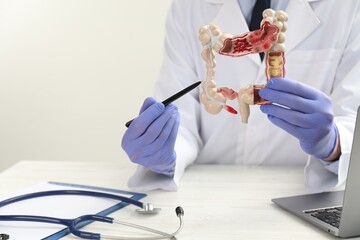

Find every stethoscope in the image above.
[0,190,184,240]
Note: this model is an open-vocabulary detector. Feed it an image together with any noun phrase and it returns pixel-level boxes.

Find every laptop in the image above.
[272,106,360,238]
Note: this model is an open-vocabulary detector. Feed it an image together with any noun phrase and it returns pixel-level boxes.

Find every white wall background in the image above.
[0,0,172,171]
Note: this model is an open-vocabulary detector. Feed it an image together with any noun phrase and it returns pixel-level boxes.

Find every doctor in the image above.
[122,0,360,192]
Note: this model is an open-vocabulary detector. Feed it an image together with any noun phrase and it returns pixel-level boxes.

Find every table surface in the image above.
[0,160,349,239]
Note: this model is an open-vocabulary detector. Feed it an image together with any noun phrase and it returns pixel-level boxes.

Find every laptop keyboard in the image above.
[304,206,342,228]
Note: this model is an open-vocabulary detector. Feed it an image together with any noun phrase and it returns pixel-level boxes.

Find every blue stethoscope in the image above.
[0,190,184,240]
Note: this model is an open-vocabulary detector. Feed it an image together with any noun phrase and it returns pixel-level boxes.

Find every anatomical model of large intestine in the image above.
[199,9,288,123]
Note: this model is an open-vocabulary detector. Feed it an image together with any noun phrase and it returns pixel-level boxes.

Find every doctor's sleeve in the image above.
[304,6,360,193]
[127,0,203,191]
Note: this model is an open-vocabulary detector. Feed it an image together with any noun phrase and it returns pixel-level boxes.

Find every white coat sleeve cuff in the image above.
[319,159,339,174]
[304,123,353,193]
[127,166,179,192]
[127,130,199,192]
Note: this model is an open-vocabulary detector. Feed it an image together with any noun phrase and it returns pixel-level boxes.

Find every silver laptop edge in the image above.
[272,105,360,238]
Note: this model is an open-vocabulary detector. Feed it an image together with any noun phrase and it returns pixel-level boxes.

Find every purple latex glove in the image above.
[259,78,338,159]
[121,97,180,175]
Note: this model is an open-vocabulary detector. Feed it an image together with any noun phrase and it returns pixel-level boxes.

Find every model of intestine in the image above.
[199,9,288,123]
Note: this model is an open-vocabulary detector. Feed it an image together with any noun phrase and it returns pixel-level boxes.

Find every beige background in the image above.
[0,0,172,171]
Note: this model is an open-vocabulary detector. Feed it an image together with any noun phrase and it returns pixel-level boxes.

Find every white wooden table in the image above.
[0,160,344,239]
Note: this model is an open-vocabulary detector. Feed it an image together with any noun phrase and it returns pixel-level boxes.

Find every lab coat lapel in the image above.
[209,0,260,65]
[284,0,320,54]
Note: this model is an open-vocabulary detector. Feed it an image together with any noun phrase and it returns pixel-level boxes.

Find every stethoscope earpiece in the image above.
[0,233,10,240]
[175,206,184,217]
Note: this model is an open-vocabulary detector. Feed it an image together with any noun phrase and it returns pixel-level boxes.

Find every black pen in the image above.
[125,81,202,128]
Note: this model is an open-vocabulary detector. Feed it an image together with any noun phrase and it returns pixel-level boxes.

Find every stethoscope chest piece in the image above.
[136,203,161,214]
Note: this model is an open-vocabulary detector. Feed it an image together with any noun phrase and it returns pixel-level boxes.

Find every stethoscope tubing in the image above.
[0,214,113,239]
[101,215,183,240]
[0,190,184,239]
[0,214,184,240]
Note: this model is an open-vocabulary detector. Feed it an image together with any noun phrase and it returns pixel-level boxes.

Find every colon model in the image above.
[199,9,288,123]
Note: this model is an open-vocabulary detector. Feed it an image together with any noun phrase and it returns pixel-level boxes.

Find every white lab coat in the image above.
[128,0,360,192]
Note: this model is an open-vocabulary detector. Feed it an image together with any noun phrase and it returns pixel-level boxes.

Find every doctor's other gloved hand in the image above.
[259,78,340,160]
[121,97,180,176]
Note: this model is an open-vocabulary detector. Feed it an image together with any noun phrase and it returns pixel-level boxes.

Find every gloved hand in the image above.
[259,78,339,160]
[121,97,180,176]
